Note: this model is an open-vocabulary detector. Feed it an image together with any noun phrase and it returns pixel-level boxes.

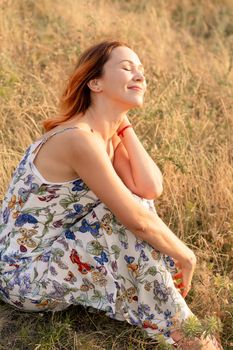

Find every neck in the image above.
[82,99,130,143]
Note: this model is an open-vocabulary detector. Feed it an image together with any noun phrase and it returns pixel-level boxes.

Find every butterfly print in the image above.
[80,278,95,292]
[142,320,158,330]
[124,255,135,264]
[125,286,138,303]
[70,249,93,274]
[94,251,108,265]
[16,227,37,252]
[8,195,17,209]
[140,249,149,262]
[100,213,113,235]
[79,218,101,237]
[96,265,108,276]
[127,263,139,275]
[64,271,77,283]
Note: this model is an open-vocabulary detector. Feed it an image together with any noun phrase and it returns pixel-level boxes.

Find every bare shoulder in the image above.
[68,128,106,156]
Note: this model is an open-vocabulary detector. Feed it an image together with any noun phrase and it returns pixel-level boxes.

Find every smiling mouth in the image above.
[128,87,144,93]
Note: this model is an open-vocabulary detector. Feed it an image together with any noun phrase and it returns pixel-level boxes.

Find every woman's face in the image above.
[97,46,147,109]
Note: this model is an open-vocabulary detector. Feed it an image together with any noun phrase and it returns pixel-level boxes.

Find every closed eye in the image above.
[123,67,145,76]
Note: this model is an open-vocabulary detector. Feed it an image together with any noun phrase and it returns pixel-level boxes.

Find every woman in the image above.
[0,40,222,349]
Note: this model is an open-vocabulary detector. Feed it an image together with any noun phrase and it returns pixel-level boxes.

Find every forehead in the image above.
[107,46,142,66]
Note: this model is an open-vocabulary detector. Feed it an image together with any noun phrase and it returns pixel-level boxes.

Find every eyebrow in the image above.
[119,60,144,70]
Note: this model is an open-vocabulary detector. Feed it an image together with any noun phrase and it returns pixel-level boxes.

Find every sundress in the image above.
[0,127,195,346]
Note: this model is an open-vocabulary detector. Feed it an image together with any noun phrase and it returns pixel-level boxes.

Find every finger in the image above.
[181,285,191,297]
[172,272,183,280]
[181,273,193,287]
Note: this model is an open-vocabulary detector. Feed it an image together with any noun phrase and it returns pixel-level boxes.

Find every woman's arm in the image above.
[114,115,163,199]
[69,129,197,294]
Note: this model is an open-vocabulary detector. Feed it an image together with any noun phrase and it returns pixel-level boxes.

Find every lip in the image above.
[128,86,144,92]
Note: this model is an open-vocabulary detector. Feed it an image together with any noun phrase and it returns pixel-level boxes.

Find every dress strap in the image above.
[41,126,81,144]
[31,126,88,161]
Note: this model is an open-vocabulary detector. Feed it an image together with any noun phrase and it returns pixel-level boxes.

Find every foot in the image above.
[173,334,223,349]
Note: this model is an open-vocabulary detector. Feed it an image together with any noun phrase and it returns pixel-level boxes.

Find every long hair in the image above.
[43,40,131,131]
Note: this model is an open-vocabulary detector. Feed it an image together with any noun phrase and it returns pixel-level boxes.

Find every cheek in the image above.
[102,71,140,100]
[104,78,127,96]
[110,71,129,86]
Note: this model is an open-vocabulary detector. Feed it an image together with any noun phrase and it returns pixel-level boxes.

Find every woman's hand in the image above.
[173,255,197,298]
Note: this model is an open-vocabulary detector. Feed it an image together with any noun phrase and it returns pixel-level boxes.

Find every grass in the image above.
[0,0,232,348]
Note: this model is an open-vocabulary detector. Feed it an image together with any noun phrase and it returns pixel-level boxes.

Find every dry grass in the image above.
[0,0,232,349]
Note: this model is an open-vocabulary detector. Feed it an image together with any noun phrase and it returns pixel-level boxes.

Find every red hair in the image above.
[43,40,131,131]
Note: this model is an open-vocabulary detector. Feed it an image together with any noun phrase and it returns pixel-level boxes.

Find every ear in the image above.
[87,79,102,92]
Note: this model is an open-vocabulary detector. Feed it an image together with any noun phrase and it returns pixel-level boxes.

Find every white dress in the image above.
[0,127,195,346]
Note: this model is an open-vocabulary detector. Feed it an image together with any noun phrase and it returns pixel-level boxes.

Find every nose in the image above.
[133,70,146,83]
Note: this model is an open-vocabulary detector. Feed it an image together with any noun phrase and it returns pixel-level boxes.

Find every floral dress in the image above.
[0,127,195,346]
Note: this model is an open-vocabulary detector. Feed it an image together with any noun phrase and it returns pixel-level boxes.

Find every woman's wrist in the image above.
[117,124,133,137]
[117,115,131,133]
[141,212,196,264]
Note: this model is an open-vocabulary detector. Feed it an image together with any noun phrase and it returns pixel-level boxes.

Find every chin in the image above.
[117,96,144,109]
[126,99,144,109]
[133,100,144,108]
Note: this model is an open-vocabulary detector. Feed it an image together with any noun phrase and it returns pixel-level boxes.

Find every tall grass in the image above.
[0,0,232,349]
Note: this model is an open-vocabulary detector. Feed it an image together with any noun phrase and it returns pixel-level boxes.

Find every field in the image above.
[0,0,232,349]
